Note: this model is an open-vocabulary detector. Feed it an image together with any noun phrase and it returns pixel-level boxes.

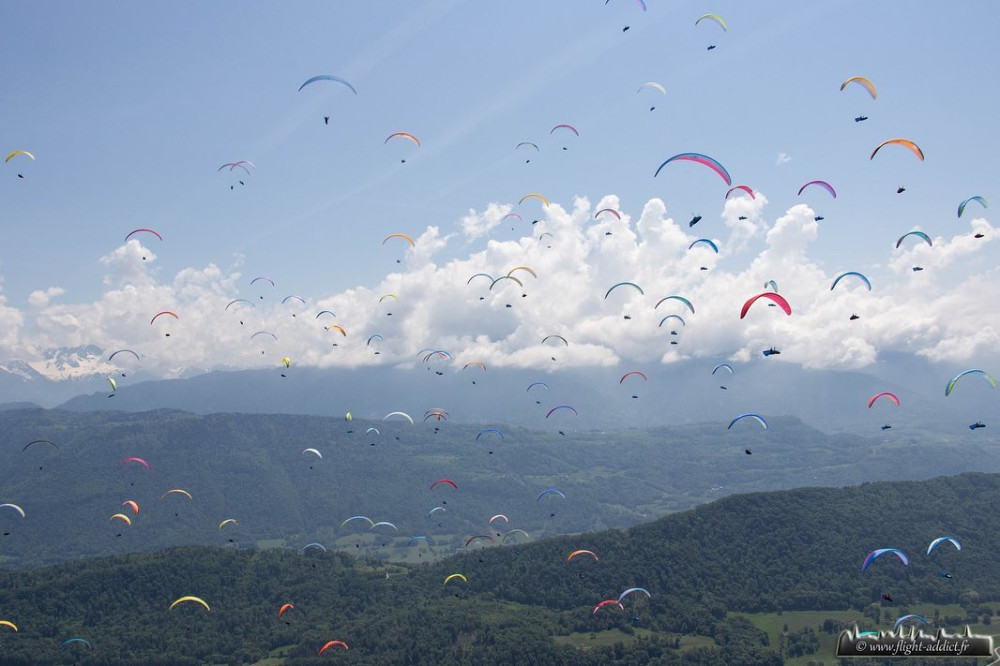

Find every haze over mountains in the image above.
[0,346,992,437]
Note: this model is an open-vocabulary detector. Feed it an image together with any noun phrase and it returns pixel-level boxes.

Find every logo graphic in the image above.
[837,625,998,661]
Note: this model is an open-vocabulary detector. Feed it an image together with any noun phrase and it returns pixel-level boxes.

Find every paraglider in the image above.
[926,537,961,555]
[740,293,791,318]
[537,488,566,501]
[443,573,467,585]
[567,549,598,562]
[385,132,420,147]
[430,479,458,490]
[830,272,872,291]
[618,587,651,604]
[871,138,924,161]
[298,75,357,94]
[22,439,57,452]
[725,185,755,200]
[958,196,988,218]
[654,295,694,314]
[798,180,837,198]
[688,238,718,253]
[619,371,647,384]
[340,516,375,529]
[168,596,210,612]
[945,369,997,396]
[118,457,150,472]
[695,13,728,31]
[545,405,577,418]
[605,282,644,299]
[124,228,162,242]
[840,76,877,100]
[762,347,781,357]
[895,230,932,248]
[654,153,731,186]
[970,422,986,430]
[728,413,767,430]
[383,233,415,247]
[861,548,909,572]
[519,193,549,207]
[550,124,579,137]
[688,215,702,227]
[318,640,349,655]
[855,116,868,122]
[894,615,928,632]
[867,392,899,408]
[593,600,624,614]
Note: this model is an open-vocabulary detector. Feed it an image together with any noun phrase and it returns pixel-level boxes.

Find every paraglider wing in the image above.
[894,614,928,631]
[654,295,695,314]
[382,412,413,425]
[797,180,837,198]
[654,153,732,186]
[567,549,598,562]
[637,82,666,95]
[340,515,375,528]
[840,76,877,100]
[0,504,25,518]
[118,456,150,471]
[443,573,467,585]
[958,196,988,218]
[4,150,34,163]
[537,488,566,501]
[861,548,909,572]
[945,369,997,396]
[168,596,210,612]
[593,600,624,614]
[830,271,872,291]
[728,413,767,430]
[383,233,415,247]
[740,292,791,318]
[430,478,458,490]
[712,363,733,375]
[545,405,577,418]
[124,228,163,242]
[605,282,644,299]
[108,349,141,362]
[695,13,728,30]
[519,192,550,207]
[385,132,420,147]
[149,311,178,325]
[871,138,924,161]
[318,640,349,655]
[549,124,579,136]
[725,185,755,199]
[867,392,900,409]
[895,230,932,248]
[619,371,647,384]
[297,75,357,94]
[618,587,651,604]
[688,239,719,253]
[22,439,57,452]
[927,536,961,555]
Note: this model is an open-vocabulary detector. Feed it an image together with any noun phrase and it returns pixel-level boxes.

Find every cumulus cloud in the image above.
[2,195,998,378]
[28,287,65,308]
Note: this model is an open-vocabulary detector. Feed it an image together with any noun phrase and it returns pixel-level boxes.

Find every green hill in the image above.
[0,408,995,569]
[0,472,994,664]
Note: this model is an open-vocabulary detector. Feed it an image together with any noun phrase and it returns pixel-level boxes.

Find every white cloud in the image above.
[28,287,65,308]
[776,152,792,166]
[3,195,998,378]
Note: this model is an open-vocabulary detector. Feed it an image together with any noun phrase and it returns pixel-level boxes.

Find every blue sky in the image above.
[0,1,997,378]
